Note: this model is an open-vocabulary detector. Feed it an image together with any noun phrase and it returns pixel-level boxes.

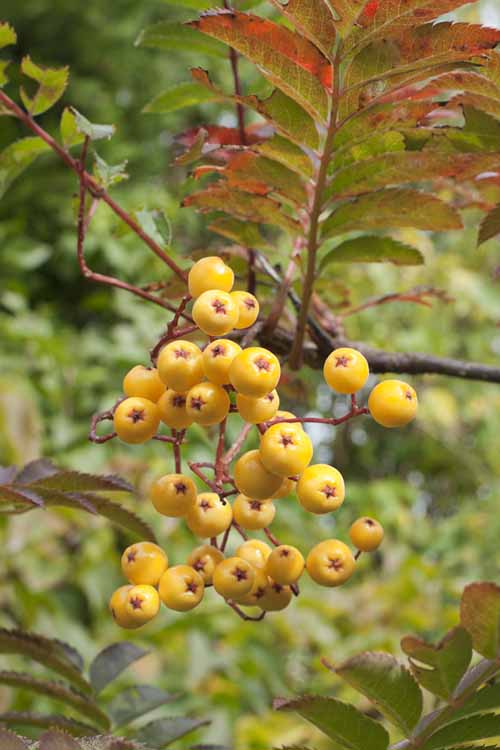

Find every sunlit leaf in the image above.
[320,235,424,268]
[60,108,85,148]
[270,0,337,58]
[89,643,148,694]
[0,21,17,49]
[256,134,314,178]
[460,582,500,659]
[0,137,51,199]
[20,56,69,116]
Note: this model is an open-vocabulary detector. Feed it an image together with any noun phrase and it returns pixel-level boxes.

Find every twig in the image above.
[263,527,280,546]
[226,600,266,621]
[222,422,253,466]
[262,237,303,337]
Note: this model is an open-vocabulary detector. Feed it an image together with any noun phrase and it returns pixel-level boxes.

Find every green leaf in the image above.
[0,137,51,199]
[108,685,177,727]
[321,189,462,239]
[93,152,128,189]
[71,108,115,142]
[331,131,406,172]
[217,153,307,205]
[401,627,472,700]
[89,643,148,694]
[460,582,500,659]
[144,82,220,114]
[22,468,133,493]
[269,0,336,58]
[137,717,210,748]
[448,107,500,153]
[208,216,273,250]
[0,713,97,737]
[328,1,370,38]
[20,56,68,116]
[0,671,109,729]
[256,135,314,178]
[0,728,29,749]
[421,713,500,750]
[478,203,500,245]
[274,695,389,750]
[39,730,83,749]
[0,630,91,695]
[0,22,17,49]
[136,22,226,58]
[60,108,85,148]
[335,652,423,734]
[321,235,424,268]
[451,682,500,723]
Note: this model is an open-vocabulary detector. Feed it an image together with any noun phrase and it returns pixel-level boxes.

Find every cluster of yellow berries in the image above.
[108,256,418,627]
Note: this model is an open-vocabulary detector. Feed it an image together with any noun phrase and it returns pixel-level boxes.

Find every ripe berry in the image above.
[368,380,417,428]
[236,390,280,424]
[234,449,282,499]
[157,340,204,393]
[124,584,160,626]
[274,410,304,432]
[192,290,239,337]
[157,389,193,430]
[229,347,281,397]
[159,565,205,611]
[213,557,256,599]
[109,585,139,629]
[271,477,296,499]
[259,581,292,611]
[113,397,160,444]
[297,464,345,514]
[233,569,269,606]
[202,339,241,385]
[187,544,225,584]
[121,542,168,586]
[186,381,230,426]
[259,423,313,477]
[266,545,304,585]
[232,494,276,530]
[150,473,197,517]
[123,365,166,402]
[230,291,259,329]
[323,347,369,394]
[186,492,233,538]
[306,540,355,587]
[235,539,272,570]
[188,256,234,298]
[349,517,384,552]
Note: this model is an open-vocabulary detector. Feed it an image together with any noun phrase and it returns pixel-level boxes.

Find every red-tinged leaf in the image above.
[383,71,500,106]
[478,202,500,245]
[328,0,371,38]
[189,11,329,120]
[177,124,264,148]
[269,0,337,58]
[213,152,308,204]
[183,186,300,233]
[334,100,439,149]
[208,217,274,250]
[256,135,314,178]
[321,188,462,239]
[460,582,500,659]
[331,130,406,172]
[451,92,500,121]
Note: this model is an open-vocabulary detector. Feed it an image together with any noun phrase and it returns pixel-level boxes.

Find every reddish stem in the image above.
[226,600,266,622]
[263,527,280,546]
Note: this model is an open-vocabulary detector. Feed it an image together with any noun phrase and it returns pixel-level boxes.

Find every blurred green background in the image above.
[0,1,499,747]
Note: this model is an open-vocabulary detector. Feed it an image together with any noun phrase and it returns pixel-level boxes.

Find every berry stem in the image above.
[222,422,253,466]
[88,399,124,443]
[227,600,266,622]
[263,527,280,547]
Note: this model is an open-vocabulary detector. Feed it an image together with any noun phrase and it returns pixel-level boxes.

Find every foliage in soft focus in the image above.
[0,0,499,748]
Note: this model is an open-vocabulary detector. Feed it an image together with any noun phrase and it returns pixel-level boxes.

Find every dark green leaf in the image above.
[274,695,389,750]
[401,627,472,700]
[256,135,314,179]
[421,713,500,750]
[89,643,148,694]
[448,107,500,153]
[0,728,28,749]
[136,23,226,58]
[108,685,177,727]
[321,236,424,269]
[478,203,500,246]
[39,730,83,749]
[0,137,51,199]
[138,717,210,748]
[451,682,500,723]
[0,713,96,737]
[144,82,221,114]
[25,470,133,493]
[71,108,115,142]
[20,56,68,116]
[208,217,273,251]
[461,582,500,659]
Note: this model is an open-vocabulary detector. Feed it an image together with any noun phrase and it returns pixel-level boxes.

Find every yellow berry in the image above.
[349,517,384,552]
[158,565,205,611]
[113,397,160,444]
[235,539,272,570]
[188,256,234,298]
[259,581,293,611]
[234,449,282,500]
[157,340,204,393]
[213,557,256,599]
[157,389,194,430]
[233,569,269,606]
[187,544,225,584]
[121,542,168,586]
[236,390,279,424]
[202,339,242,385]
[296,464,345,515]
[259,423,313,477]
[229,347,281,397]
[274,410,304,433]
[123,365,166,402]
[186,492,233,538]
[368,380,417,428]
[109,585,139,629]
[124,584,160,626]
[271,477,296,499]
[150,473,197,517]
[266,545,304,585]
[192,290,239,337]
[306,540,355,587]
[232,494,276,530]
[186,381,230,426]
[323,347,369,394]
[230,291,260,329]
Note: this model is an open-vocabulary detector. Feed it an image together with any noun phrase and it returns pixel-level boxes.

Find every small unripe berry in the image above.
[188,256,234,298]
[186,381,230,426]
[213,557,256,599]
[323,347,369,394]
[157,389,193,430]
[150,473,197,517]
[232,494,276,530]
[297,464,345,514]
[192,290,239,336]
[187,544,225,584]
[109,585,139,629]
[266,545,304,585]
[234,449,282,499]
[236,390,279,424]
[306,540,355,587]
[202,339,242,385]
[230,291,259,329]
[124,584,160,626]
[157,341,204,393]
[229,347,281,397]
[368,380,417,428]
[113,397,160,444]
[236,539,272,570]
[349,517,384,552]
[186,492,233,538]
[121,542,168,586]
[123,365,166,402]
[259,423,313,477]
[159,565,205,611]
[259,581,293,611]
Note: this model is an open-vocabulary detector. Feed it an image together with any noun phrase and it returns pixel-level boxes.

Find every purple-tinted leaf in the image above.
[90,643,148,694]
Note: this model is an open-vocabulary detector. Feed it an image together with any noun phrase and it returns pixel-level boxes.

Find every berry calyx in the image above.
[124,584,160,626]
[186,381,230,426]
[150,473,197,517]
[323,347,369,394]
[202,339,242,385]
[233,568,269,606]
[306,540,356,587]
[232,494,276,530]
[213,557,256,599]
[266,545,304,585]
[157,340,204,393]
[192,289,239,337]
[236,390,280,424]
[349,517,384,552]
[188,256,234,298]
[235,539,272,570]
[186,492,233,538]
[109,585,139,629]
[259,423,313,477]
[230,290,260,329]
[187,544,225,584]
[121,541,168,586]
[234,449,283,500]
[368,379,418,428]
[297,464,345,514]
[123,365,166,402]
[159,565,205,611]
[258,581,293,612]
[229,347,281,397]
[113,397,160,444]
